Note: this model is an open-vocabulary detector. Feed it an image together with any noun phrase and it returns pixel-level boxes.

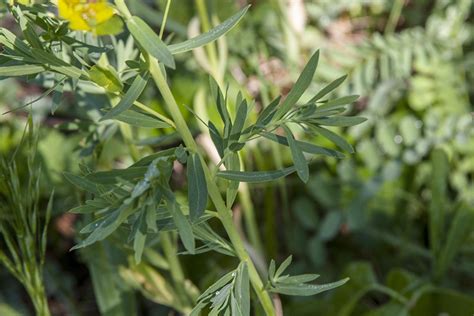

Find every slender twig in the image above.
[159,0,172,39]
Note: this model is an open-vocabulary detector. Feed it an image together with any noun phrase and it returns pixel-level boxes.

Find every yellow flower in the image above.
[58,0,116,34]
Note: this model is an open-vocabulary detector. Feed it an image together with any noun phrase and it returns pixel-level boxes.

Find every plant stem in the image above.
[149,59,275,315]
[195,0,220,81]
[161,231,192,306]
[237,154,264,254]
[194,0,264,257]
[385,0,404,34]
[159,0,172,39]
[27,279,50,316]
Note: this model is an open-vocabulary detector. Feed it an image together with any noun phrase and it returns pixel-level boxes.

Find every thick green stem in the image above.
[149,59,275,315]
[27,282,50,316]
[194,1,264,257]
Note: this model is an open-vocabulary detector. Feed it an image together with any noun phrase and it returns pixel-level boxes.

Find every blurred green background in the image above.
[1,0,474,315]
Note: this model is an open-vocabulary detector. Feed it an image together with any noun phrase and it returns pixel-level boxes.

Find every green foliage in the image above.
[266,255,349,296]
[1,0,473,315]
[0,121,51,316]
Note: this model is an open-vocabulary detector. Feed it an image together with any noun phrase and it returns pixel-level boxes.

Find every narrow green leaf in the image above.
[312,116,367,127]
[169,199,195,253]
[133,210,147,264]
[283,125,309,183]
[317,95,359,109]
[198,270,235,300]
[72,204,133,250]
[260,131,345,158]
[31,48,84,79]
[229,142,245,152]
[255,96,281,128]
[69,204,101,214]
[231,294,244,316]
[275,50,320,120]
[41,191,54,263]
[271,277,349,296]
[278,274,320,284]
[0,64,44,76]
[209,121,224,158]
[86,167,148,184]
[51,76,65,114]
[311,126,354,153]
[188,153,208,221]
[268,260,276,280]
[0,28,34,56]
[190,301,207,316]
[130,149,175,167]
[308,75,348,103]
[146,203,158,233]
[235,263,250,316]
[217,166,297,183]
[225,152,240,207]
[210,77,231,135]
[275,255,293,279]
[168,6,250,54]
[229,99,247,142]
[63,172,98,194]
[100,73,149,121]
[115,109,170,128]
[127,16,175,68]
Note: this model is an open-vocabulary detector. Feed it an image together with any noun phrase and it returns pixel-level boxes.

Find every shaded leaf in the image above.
[187,153,208,221]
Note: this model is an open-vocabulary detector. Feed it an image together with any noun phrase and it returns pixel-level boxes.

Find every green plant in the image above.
[0,0,366,314]
[0,120,52,316]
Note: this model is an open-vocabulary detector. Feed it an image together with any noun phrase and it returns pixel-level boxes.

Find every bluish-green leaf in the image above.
[312,116,367,127]
[279,274,320,284]
[217,166,297,183]
[168,6,249,54]
[0,64,44,76]
[225,152,240,207]
[260,131,344,158]
[312,125,354,153]
[64,172,98,194]
[229,99,247,142]
[100,73,149,121]
[283,125,309,183]
[86,167,148,184]
[235,263,250,316]
[188,153,208,221]
[133,209,147,264]
[308,75,347,103]
[127,16,175,69]
[115,109,171,128]
[275,255,293,279]
[271,278,349,296]
[169,199,195,254]
[209,121,224,157]
[255,96,281,128]
[275,50,320,119]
